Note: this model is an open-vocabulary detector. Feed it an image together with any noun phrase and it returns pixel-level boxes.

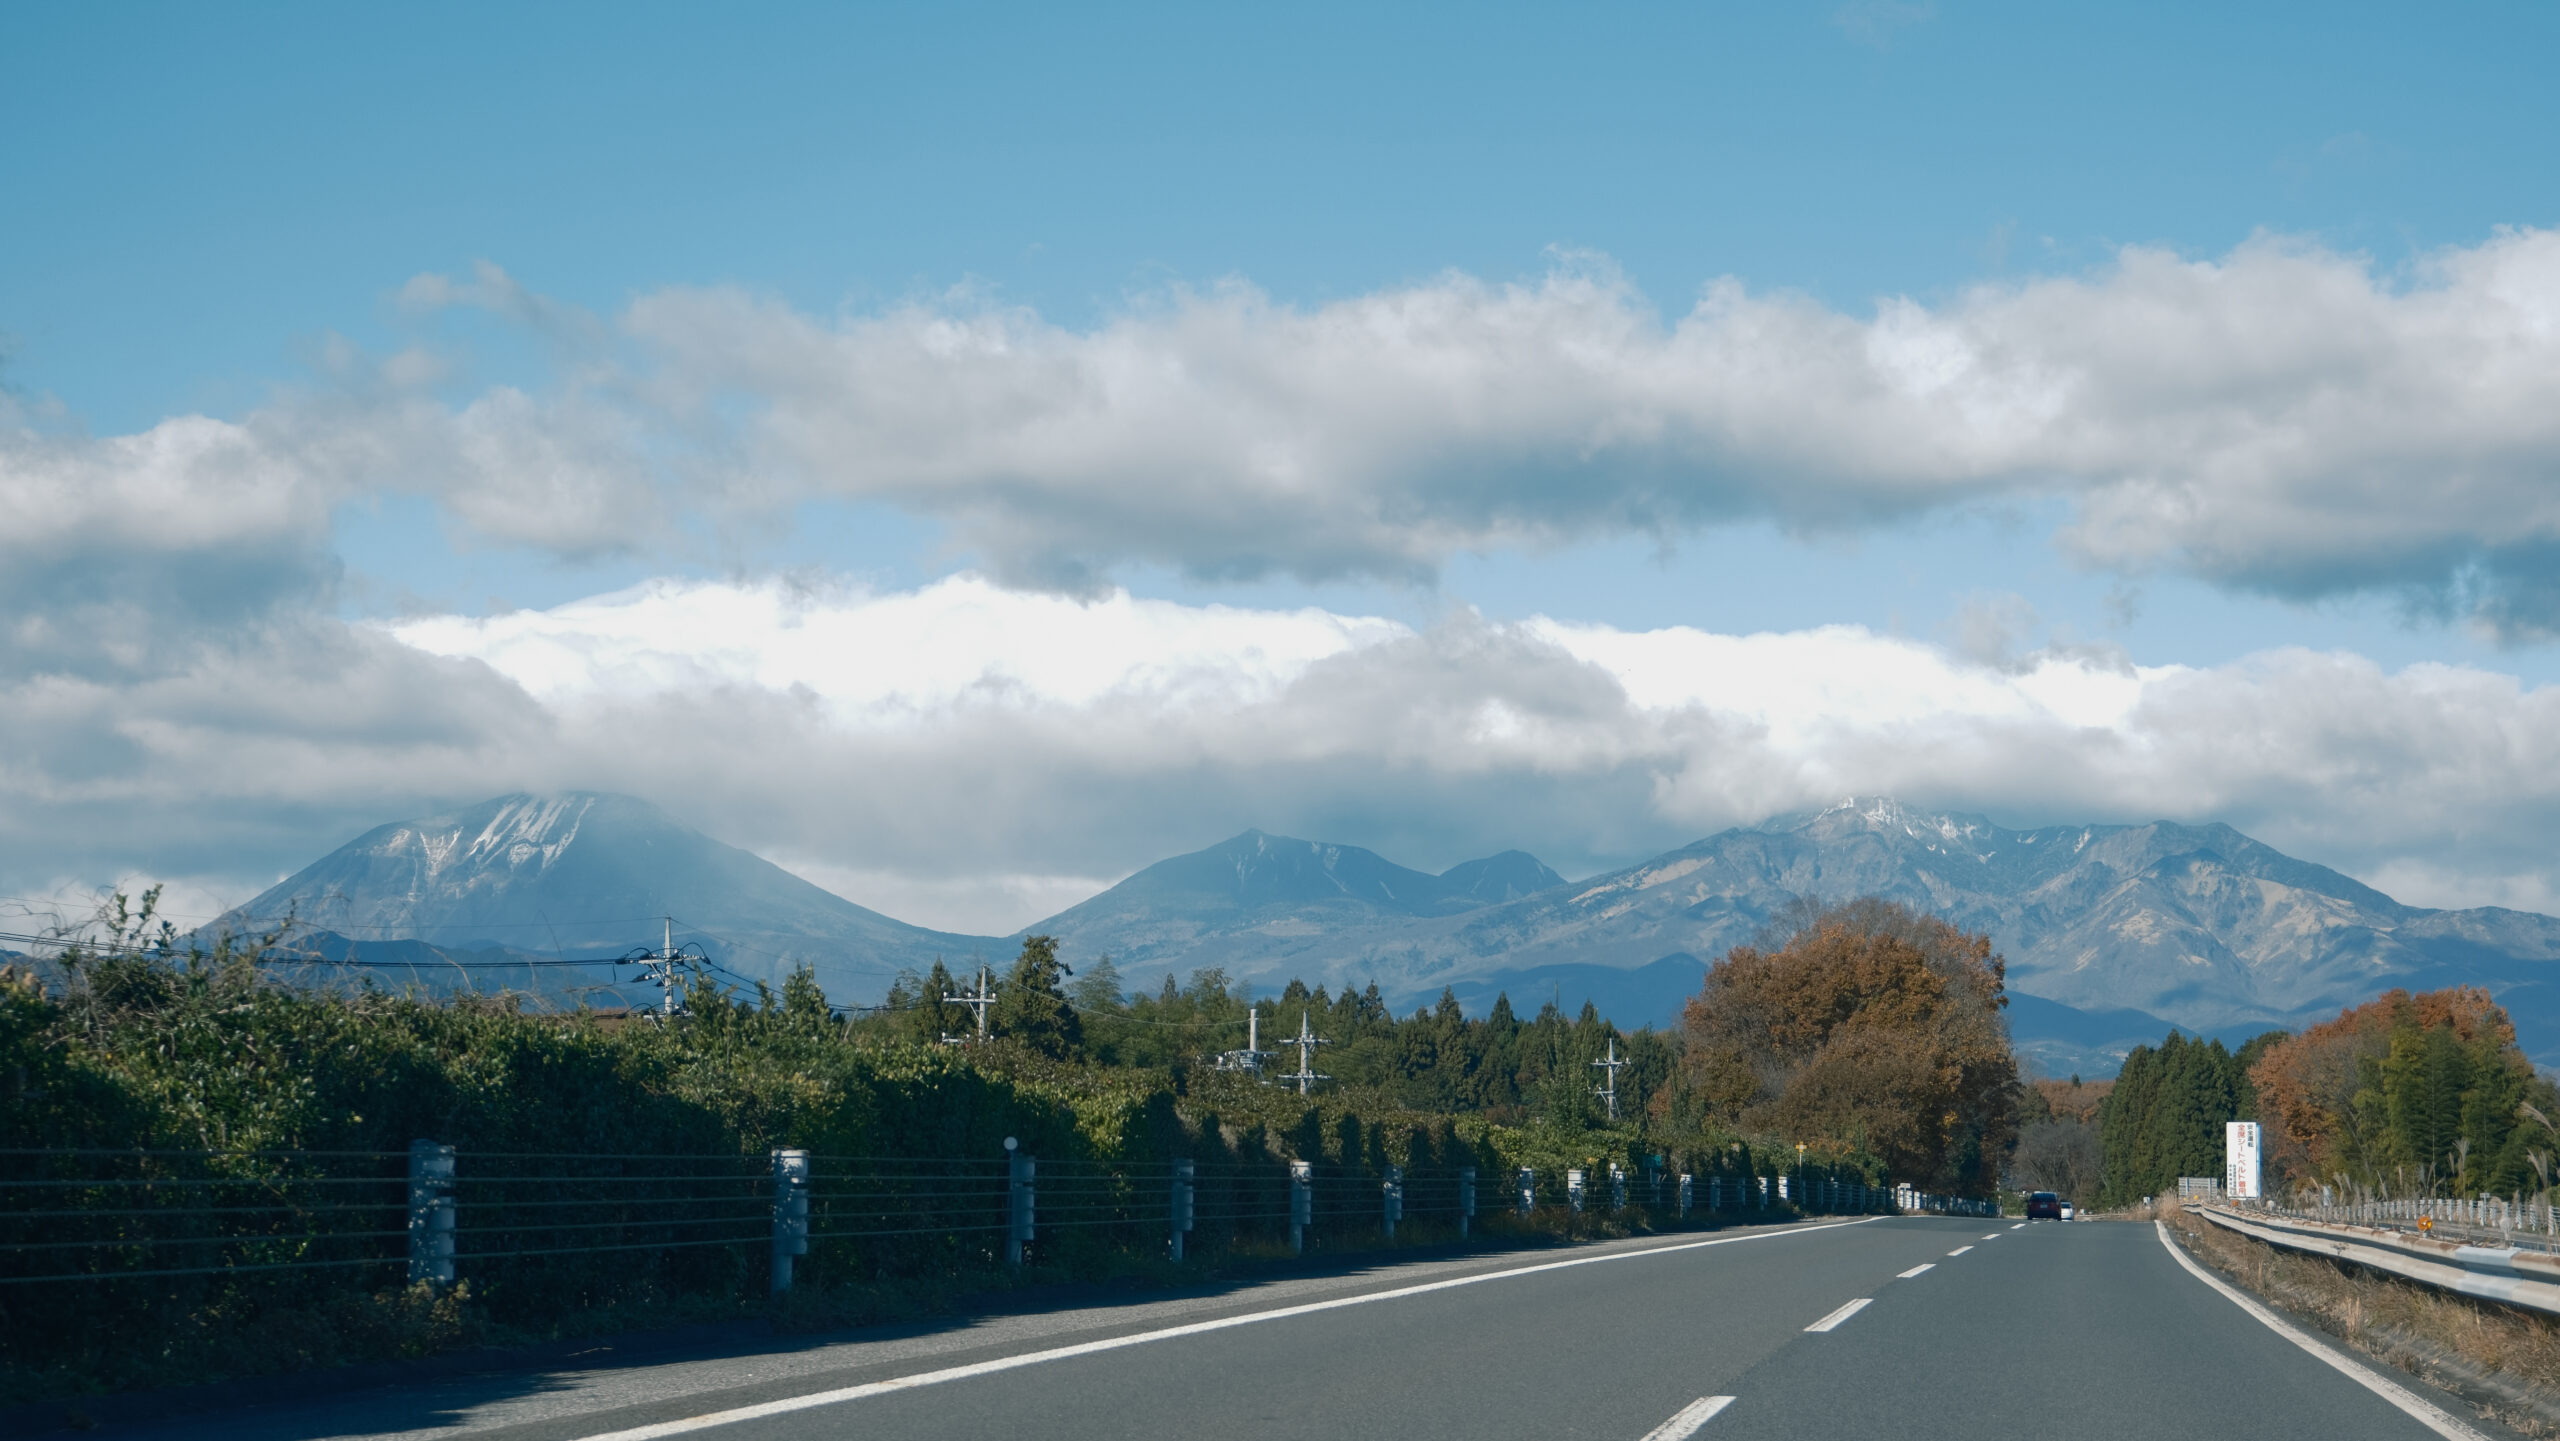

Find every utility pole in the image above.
[629,918,689,1020]
[1281,1009,1331,1096]
[1590,1036,1626,1122]
[944,963,996,1042]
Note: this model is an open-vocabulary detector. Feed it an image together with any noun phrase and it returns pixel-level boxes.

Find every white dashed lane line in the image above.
[1637,1396,1735,1440]
[2010,1223,2026,1230]
[1804,1299,1873,1333]
[1897,1263,1935,1278]
[1947,1246,1973,1256]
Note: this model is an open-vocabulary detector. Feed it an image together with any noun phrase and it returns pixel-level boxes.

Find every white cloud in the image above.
[375,576,2560,921]
[433,228,2560,627]
[15,229,2560,928]
[17,228,2560,630]
[7,563,2560,928]
[387,574,1406,716]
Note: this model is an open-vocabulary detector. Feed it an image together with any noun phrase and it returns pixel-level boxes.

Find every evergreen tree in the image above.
[778,964,833,1035]
[2097,1030,2266,1206]
[1068,954,1125,1013]
[992,934,1083,1060]
[904,958,969,1046]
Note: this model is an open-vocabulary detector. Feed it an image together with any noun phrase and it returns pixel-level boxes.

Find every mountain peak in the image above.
[1439,850,1567,904]
[212,790,989,994]
[1791,796,2000,845]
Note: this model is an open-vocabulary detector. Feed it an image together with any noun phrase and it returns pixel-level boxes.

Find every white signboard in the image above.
[2225,1121,2262,1200]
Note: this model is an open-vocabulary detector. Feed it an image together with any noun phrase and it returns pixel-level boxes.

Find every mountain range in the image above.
[212,793,2560,1075]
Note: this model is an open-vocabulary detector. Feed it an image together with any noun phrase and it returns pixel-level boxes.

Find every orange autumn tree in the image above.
[1676,898,2019,1195]
[2251,987,2559,1196]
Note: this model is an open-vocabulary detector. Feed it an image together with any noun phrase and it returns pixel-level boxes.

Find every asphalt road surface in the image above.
[101,1216,2498,1441]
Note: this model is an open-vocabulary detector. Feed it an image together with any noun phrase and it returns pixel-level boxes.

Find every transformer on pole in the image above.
[1280,1009,1331,1095]
[1216,1006,1275,1075]
[945,964,997,1042]
[1590,1036,1626,1122]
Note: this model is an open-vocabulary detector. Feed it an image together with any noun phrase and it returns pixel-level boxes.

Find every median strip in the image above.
[1804,1298,1872,1332]
[1637,1395,1735,1440]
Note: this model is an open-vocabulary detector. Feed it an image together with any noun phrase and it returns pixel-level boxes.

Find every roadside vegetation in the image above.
[2072,986,2560,1212]
[2,891,2013,1405]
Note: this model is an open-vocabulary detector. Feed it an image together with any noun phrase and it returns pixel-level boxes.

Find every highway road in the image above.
[101,1216,2497,1441]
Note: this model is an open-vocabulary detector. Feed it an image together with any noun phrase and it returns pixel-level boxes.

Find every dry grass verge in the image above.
[2148,1199,2560,1435]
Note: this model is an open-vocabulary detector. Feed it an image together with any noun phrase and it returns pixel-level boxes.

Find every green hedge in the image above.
[0,951,1871,1403]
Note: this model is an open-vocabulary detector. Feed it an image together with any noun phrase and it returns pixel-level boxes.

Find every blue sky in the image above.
[14,1,2558,666]
[5,2,2560,932]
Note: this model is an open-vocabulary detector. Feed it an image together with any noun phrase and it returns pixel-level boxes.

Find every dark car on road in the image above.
[2025,1191,2063,1219]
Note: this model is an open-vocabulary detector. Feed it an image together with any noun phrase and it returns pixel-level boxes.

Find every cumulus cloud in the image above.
[14,228,2560,629]
[13,229,2560,930]
[7,563,2560,931]
[367,576,2560,922]
[457,227,2560,628]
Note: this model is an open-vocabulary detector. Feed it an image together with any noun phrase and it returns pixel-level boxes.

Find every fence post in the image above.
[1289,1160,1312,1254]
[1170,1158,1195,1262]
[1609,1164,1626,1212]
[1006,1139,1034,1269]
[1383,1165,1403,1240]
[1517,1167,1535,1217]
[1567,1168,1586,1213]
[407,1139,455,1287]
[770,1149,810,1294]
[1679,1173,1693,1219]
[1458,1166,1476,1238]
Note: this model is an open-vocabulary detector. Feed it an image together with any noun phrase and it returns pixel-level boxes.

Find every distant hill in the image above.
[211,793,1002,1001]
[207,792,2560,1075]
[1019,799,2560,1073]
[1024,830,1567,979]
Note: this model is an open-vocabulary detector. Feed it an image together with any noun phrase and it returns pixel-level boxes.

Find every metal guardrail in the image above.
[2196,1203,2560,1316]
[2250,1194,2560,1254]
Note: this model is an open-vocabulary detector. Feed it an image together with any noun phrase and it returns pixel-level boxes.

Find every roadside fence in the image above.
[4,1143,1942,1305]
[2235,1192,2560,1254]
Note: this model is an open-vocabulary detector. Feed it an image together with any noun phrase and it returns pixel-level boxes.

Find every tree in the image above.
[2012,1117,2104,1205]
[1675,898,2018,1194]
[2095,1029,2293,1206]
[2250,987,2554,1196]
[895,958,968,1046]
[1068,955,1125,1013]
[778,964,833,1035]
[992,935,1083,1060]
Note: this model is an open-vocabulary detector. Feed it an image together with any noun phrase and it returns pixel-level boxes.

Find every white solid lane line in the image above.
[1947,1246,1973,1256]
[1637,1396,1736,1440]
[1804,1298,1873,1332]
[1897,1263,1935,1278]
[2154,1222,2485,1441]
[557,1219,1879,1441]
